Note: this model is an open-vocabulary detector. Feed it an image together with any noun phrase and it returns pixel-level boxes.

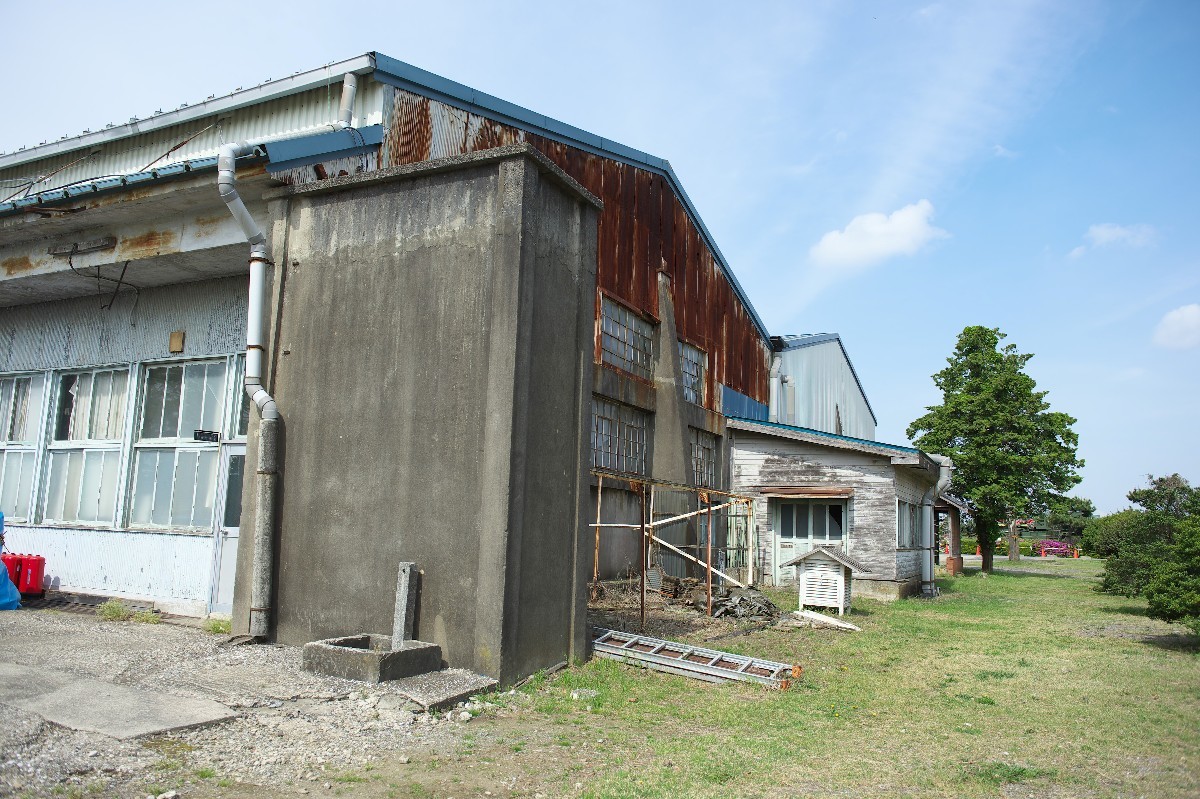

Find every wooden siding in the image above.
[383,88,770,407]
[730,431,929,584]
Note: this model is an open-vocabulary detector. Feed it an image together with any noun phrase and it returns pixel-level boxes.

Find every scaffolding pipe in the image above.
[705,497,713,616]
[639,483,648,631]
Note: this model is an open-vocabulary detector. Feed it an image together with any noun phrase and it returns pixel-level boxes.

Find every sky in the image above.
[2,0,1196,514]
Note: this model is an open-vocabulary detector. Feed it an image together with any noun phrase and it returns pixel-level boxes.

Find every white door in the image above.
[773,500,847,585]
[209,445,245,615]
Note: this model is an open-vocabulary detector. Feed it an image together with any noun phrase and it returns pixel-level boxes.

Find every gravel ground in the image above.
[0,608,494,798]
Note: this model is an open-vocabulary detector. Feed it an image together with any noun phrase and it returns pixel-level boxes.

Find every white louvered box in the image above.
[781,547,868,617]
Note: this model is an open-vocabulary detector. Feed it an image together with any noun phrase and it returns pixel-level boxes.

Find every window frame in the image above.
[777,499,848,546]
[599,295,655,381]
[678,340,707,406]
[590,396,650,476]
[40,366,132,527]
[127,356,232,533]
[0,373,47,522]
[688,427,718,488]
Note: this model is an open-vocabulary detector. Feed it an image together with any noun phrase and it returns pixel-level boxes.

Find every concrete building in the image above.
[0,53,774,683]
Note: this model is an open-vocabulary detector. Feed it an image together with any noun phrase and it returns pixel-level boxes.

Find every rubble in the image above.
[661,577,782,620]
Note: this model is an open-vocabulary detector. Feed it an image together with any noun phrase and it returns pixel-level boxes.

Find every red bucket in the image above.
[17,554,44,596]
[1,553,19,586]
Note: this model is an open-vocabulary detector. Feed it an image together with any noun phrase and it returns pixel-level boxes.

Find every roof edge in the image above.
[727,416,917,455]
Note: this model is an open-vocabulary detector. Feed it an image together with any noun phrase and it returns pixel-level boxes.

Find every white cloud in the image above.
[993,144,1018,158]
[1069,222,1156,258]
[1153,304,1200,350]
[809,199,949,270]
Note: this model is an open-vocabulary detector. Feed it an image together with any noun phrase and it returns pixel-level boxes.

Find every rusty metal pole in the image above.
[639,482,647,632]
[706,496,713,617]
[591,475,604,598]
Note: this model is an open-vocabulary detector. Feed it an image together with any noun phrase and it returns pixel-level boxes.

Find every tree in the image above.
[907,326,1082,572]
[1145,518,1200,636]
[1094,474,1200,599]
[1127,473,1200,518]
[1048,495,1095,545]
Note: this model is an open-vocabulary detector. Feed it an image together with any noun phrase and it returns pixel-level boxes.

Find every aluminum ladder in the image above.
[592,627,801,689]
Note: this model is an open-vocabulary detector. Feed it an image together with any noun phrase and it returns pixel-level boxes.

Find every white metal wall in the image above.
[2,524,213,616]
[0,80,387,196]
[778,341,876,440]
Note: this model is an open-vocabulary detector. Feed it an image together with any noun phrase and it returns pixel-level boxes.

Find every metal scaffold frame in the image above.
[589,470,757,630]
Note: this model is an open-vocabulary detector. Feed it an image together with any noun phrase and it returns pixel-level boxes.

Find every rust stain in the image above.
[119,229,178,259]
[381,87,771,406]
[2,255,35,276]
[190,214,228,237]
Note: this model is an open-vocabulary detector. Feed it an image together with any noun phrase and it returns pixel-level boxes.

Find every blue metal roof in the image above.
[727,416,918,454]
[370,53,771,343]
[0,156,228,214]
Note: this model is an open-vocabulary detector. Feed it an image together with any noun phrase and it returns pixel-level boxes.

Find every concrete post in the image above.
[391,562,418,648]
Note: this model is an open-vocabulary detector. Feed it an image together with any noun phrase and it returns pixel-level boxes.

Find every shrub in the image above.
[96,600,132,621]
[202,617,232,635]
[132,609,161,624]
[1145,519,1200,635]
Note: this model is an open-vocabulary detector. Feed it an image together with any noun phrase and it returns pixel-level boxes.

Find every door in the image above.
[209,444,245,615]
[773,500,847,584]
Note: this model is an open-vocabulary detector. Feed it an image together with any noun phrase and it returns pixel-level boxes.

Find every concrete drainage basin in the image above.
[302,634,442,683]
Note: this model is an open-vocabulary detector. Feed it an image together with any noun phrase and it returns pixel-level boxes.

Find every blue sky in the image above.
[4,1,1196,514]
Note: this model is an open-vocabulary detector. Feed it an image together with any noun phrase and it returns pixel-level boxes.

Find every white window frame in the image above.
[591,397,649,475]
[678,341,707,405]
[778,499,848,547]
[600,295,655,380]
[689,427,718,488]
[0,373,47,522]
[128,357,231,532]
[41,366,131,527]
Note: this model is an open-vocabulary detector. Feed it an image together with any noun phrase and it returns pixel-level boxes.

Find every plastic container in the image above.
[17,554,44,596]
[1,552,19,586]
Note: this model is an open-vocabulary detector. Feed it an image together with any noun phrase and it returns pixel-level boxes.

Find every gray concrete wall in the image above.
[232,146,598,686]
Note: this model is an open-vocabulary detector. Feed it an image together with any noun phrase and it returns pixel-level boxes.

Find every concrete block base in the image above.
[302,634,442,683]
[851,576,922,602]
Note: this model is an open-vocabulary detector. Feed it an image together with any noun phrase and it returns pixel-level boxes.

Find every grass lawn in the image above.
[362,558,1198,799]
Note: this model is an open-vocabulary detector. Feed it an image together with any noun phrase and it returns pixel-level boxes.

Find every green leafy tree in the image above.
[907,326,1082,572]
[1127,473,1200,518]
[1096,474,1200,598]
[1048,495,1095,545]
[1145,518,1200,636]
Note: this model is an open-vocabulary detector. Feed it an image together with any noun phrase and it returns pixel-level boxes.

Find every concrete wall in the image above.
[231,146,598,686]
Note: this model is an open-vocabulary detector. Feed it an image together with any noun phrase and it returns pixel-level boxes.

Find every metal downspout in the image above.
[218,140,278,640]
[336,73,357,129]
[768,355,781,423]
[920,455,954,597]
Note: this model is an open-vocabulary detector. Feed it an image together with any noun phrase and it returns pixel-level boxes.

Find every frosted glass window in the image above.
[130,448,219,530]
[42,450,121,525]
[2,375,44,443]
[600,296,655,380]
[678,341,707,405]
[54,369,127,441]
[140,362,227,440]
[0,450,36,520]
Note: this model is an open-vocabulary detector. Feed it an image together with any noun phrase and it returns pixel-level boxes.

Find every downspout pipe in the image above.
[336,73,357,129]
[920,454,954,597]
[218,140,278,640]
[768,355,781,423]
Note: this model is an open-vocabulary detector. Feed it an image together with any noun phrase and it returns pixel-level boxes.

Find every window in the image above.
[130,360,228,530]
[591,397,649,475]
[678,341,707,405]
[42,368,128,525]
[689,427,717,488]
[897,500,920,548]
[600,296,654,380]
[0,374,45,521]
[778,501,845,545]
[230,354,249,438]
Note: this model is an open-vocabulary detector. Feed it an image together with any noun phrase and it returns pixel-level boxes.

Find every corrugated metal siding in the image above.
[2,524,213,609]
[382,88,769,406]
[779,341,876,439]
[0,276,247,372]
[0,81,388,198]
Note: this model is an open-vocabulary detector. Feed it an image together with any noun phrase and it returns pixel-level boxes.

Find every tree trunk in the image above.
[978,516,996,573]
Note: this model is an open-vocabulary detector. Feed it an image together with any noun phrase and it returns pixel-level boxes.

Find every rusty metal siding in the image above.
[0,276,247,372]
[381,88,769,406]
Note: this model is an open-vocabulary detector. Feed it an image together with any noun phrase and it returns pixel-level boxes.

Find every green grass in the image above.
[464,558,1199,799]
[131,609,160,624]
[201,617,232,635]
[96,600,132,621]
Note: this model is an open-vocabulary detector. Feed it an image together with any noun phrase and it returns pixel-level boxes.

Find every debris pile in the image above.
[661,577,781,620]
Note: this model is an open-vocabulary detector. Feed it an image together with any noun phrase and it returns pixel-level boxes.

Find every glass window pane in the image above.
[223,454,245,528]
[73,373,93,441]
[179,365,206,437]
[44,451,68,520]
[780,504,794,539]
[796,503,811,541]
[152,450,174,526]
[55,375,78,441]
[78,451,104,522]
[131,451,158,525]
[201,362,227,433]
[142,368,167,438]
[193,449,217,528]
[0,379,12,439]
[170,450,197,527]
[828,505,844,540]
[104,371,128,439]
[62,450,83,521]
[162,367,183,438]
[1,452,23,517]
[89,371,111,440]
[97,451,119,523]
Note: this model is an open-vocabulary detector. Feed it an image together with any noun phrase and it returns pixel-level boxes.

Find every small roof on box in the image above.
[781,546,871,573]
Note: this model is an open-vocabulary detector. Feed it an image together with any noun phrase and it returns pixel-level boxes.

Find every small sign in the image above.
[193,430,220,443]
